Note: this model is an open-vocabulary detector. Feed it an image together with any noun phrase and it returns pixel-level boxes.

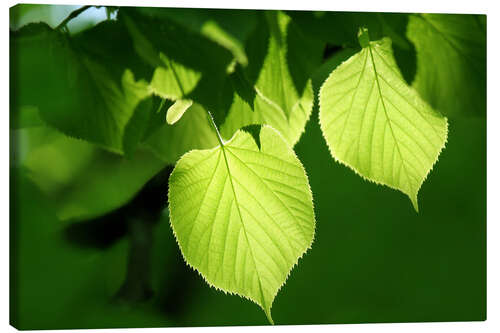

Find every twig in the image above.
[56,5,92,31]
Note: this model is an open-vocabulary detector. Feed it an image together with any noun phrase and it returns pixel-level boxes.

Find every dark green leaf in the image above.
[11,21,154,153]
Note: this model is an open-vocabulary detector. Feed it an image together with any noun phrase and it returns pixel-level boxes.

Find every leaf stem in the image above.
[156,98,166,114]
[56,5,92,31]
[206,110,225,147]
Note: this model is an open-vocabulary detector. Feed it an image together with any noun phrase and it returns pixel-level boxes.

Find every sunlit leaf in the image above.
[319,30,448,210]
[168,125,315,323]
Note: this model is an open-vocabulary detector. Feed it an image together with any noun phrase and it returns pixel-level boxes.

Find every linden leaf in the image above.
[407,14,486,117]
[168,125,315,323]
[319,30,448,210]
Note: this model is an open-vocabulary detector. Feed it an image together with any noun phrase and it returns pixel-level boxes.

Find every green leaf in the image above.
[220,11,324,146]
[10,21,153,153]
[312,48,358,95]
[168,124,315,323]
[166,99,194,125]
[407,14,486,117]
[319,34,448,210]
[135,7,257,66]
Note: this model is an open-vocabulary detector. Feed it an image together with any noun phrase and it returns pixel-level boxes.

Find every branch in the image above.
[56,5,92,31]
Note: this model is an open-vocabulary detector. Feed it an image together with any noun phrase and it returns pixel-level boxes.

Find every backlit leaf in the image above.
[319,30,448,210]
[168,125,315,323]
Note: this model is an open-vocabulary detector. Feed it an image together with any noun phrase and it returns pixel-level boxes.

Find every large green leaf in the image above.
[407,14,486,117]
[168,125,315,323]
[319,30,448,210]
[10,21,153,154]
[220,11,324,146]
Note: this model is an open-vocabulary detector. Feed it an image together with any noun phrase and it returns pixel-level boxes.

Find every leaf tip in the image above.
[265,308,274,325]
[166,99,193,125]
[410,195,419,213]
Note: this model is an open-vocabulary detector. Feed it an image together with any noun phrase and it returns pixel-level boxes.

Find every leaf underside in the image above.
[168,125,315,323]
[319,37,448,210]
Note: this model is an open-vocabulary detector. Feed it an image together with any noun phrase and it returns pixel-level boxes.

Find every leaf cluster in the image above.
[11,5,486,324]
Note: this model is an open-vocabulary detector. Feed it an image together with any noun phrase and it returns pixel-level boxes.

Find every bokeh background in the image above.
[10,4,486,330]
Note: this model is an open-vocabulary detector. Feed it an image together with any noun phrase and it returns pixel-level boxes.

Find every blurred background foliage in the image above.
[10,4,486,329]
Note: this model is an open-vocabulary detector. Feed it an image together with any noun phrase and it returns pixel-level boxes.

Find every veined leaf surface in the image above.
[319,31,448,210]
[168,125,315,323]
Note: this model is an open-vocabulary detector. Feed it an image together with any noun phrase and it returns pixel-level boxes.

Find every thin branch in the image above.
[56,5,92,31]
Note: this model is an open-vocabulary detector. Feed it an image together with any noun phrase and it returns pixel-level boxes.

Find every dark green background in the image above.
[10,4,486,330]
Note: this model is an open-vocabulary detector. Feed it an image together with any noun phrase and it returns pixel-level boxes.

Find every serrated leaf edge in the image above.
[167,124,315,324]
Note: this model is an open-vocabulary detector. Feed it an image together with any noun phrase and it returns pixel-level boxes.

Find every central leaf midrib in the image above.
[218,142,269,314]
[367,43,413,193]
[165,56,187,97]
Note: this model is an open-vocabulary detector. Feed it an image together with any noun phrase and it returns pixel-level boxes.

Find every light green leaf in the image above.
[319,32,448,210]
[220,11,324,146]
[407,14,486,117]
[11,21,154,154]
[166,99,193,125]
[168,124,315,323]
